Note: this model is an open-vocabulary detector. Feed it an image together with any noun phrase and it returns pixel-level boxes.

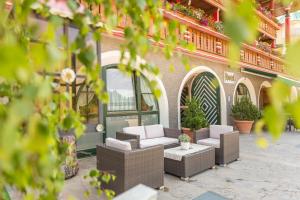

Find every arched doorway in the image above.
[178,67,226,127]
[258,81,272,110]
[234,83,250,102]
[233,78,257,105]
[191,72,221,125]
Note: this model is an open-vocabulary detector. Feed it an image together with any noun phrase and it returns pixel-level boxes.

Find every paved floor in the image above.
[61,133,300,200]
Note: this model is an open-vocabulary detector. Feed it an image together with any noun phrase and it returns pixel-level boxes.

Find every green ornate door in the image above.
[192,72,221,125]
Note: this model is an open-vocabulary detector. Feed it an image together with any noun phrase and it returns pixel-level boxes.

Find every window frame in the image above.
[102,65,160,139]
[234,83,250,103]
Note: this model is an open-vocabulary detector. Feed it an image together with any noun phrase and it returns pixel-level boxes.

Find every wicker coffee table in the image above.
[164,144,215,180]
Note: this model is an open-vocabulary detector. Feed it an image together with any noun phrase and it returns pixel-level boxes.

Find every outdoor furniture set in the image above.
[97,124,239,194]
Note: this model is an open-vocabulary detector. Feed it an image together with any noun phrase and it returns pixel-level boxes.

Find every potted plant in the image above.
[214,21,224,33]
[182,98,208,142]
[178,134,191,150]
[231,97,261,134]
[172,3,204,22]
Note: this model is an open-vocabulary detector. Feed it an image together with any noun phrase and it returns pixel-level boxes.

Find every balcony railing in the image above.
[256,10,280,39]
[202,0,280,39]
[204,0,224,9]
[83,2,284,74]
[163,10,284,73]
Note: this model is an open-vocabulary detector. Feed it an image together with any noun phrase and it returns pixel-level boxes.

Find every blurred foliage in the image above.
[83,169,115,198]
[0,0,300,198]
[0,0,185,198]
[224,0,259,68]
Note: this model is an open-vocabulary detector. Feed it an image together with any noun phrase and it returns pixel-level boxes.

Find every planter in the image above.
[234,120,254,134]
[59,130,79,179]
[181,142,190,150]
[181,128,195,143]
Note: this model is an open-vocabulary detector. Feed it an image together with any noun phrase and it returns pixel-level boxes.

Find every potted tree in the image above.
[178,134,191,150]
[231,97,261,134]
[182,98,208,142]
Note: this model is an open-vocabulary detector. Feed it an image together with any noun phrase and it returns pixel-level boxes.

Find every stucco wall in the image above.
[100,35,272,128]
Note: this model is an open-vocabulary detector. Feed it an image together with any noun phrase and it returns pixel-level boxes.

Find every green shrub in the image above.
[231,97,261,121]
[182,98,208,130]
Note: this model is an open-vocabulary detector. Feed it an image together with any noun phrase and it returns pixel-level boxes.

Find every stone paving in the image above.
[61,133,300,200]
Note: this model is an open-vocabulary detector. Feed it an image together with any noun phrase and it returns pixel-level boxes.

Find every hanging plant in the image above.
[172,3,204,21]
[214,21,224,33]
[200,17,209,26]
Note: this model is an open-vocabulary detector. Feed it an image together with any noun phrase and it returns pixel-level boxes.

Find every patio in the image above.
[61,132,300,200]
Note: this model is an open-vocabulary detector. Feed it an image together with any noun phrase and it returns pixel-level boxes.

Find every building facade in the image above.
[29,0,300,157]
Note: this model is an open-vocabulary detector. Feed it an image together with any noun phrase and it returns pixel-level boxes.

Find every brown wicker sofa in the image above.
[116,125,181,149]
[195,125,239,165]
[96,141,164,195]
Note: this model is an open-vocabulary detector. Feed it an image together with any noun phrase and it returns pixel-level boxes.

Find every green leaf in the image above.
[78,46,96,68]
[285,39,300,79]
[264,106,286,140]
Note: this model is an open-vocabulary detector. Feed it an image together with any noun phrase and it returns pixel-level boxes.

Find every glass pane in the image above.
[77,131,103,151]
[106,115,138,138]
[140,76,152,93]
[75,85,99,124]
[235,83,250,103]
[28,17,49,42]
[141,94,157,111]
[106,68,136,111]
[141,114,159,126]
[140,76,158,111]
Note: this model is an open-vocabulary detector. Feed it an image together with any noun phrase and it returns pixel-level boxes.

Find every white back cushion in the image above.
[106,138,132,151]
[123,126,146,140]
[210,125,233,139]
[197,138,220,148]
[144,124,164,139]
[140,137,178,149]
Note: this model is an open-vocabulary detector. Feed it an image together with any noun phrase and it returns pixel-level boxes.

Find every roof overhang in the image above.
[242,68,300,87]
[241,68,277,79]
[277,75,300,87]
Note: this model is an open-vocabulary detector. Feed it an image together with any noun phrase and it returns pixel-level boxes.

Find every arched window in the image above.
[235,83,250,103]
[104,66,159,138]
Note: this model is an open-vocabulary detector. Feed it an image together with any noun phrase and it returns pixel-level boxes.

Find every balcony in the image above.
[83,2,284,74]
[162,10,284,74]
[203,0,224,9]
[200,0,280,39]
[256,10,280,39]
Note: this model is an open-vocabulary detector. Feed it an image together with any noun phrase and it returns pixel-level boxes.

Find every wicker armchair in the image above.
[195,127,239,165]
[116,127,181,149]
[96,144,164,195]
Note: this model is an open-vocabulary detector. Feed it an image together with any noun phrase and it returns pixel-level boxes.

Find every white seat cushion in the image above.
[140,137,178,149]
[197,138,220,148]
[210,125,233,139]
[106,138,132,151]
[144,124,164,139]
[123,126,146,140]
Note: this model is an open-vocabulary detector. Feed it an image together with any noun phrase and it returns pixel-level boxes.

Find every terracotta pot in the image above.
[181,128,195,143]
[234,120,254,134]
